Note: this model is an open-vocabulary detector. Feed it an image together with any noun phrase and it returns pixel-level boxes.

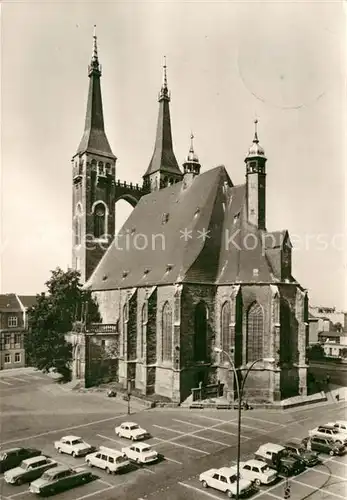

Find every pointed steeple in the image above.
[76,26,115,159]
[143,57,182,187]
[183,132,201,176]
[245,119,266,160]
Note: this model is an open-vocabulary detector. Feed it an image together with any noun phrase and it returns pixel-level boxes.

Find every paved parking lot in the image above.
[1,371,346,500]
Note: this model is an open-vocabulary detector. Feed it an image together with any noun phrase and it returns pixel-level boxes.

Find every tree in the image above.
[88,339,119,386]
[340,348,347,359]
[25,267,100,381]
[306,343,325,361]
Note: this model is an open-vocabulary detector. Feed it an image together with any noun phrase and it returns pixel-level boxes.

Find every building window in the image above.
[246,302,264,363]
[141,303,147,358]
[14,352,21,363]
[280,299,292,364]
[4,333,11,348]
[8,316,18,328]
[74,204,82,246]
[4,353,11,364]
[14,333,21,347]
[98,161,105,176]
[162,302,172,362]
[93,202,106,239]
[194,302,208,362]
[221,301,232,363]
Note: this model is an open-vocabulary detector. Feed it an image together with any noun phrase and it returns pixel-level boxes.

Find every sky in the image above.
[1,0,346,309]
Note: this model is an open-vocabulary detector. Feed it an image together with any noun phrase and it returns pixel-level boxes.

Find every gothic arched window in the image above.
[280,299,292,364]
[221,301,232,363]
[194,302,208,362]
[93,202,106,239]
[98,161,104,176]
[162,302,172,362]
[74,204,82,245]
[246,302,264,362]
[140,303,147,359]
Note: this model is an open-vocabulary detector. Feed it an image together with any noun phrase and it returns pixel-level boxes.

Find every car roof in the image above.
[285,442,300,448]
[243,459,267,467]
[61,435,82,440]
[46,465,70,475]
[260,443,284,452]
[318,425,336,429]
[130,442,151,450]
[2,447,23,453]
[23,456,47,465]
[218,467,237,475]
[99,446,124,457]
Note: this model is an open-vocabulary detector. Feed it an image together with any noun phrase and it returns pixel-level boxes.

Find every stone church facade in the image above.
[70,31,309,403]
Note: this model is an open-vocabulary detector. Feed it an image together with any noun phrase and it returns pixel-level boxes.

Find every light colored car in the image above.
[308,425,347,445]
[115,422,149,441]
[29,465,92,495]
[121,442,158,464]
[327,421,347,433]
[199,467,256,498]
[85,446,129,474]
[4,456,57,485]
[54,436,95,457]
[238,459,278,485]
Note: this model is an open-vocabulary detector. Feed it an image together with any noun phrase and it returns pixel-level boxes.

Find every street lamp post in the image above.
[214,347,274,500]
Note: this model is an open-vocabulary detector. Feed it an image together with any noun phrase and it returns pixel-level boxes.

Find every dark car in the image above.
[302,437,345,456]
[0,447,42,473]
[284,441,319,467]
[29,465,93,495]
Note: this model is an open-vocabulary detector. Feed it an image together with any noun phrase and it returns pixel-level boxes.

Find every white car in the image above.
[54,436,95,457]
[115,422,149,441]
[199,467,255,498]
[308,426,347,445]
[121,443,158,464]
[85,446,129,474]
[238,460,278,486]
[327,421,347,434]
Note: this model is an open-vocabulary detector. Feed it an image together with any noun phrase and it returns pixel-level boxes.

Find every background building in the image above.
[0,294,36,370]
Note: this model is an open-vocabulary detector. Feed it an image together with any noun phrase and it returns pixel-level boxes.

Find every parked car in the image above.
[302,436,345,456]
[54,436,95,457]
[308,425,347,445]
[115,422,149,441]
[0,447,42,473]
[326,421,347,434]
[29,465,93,495]
[4,456,57,485]
[284,441,319,467]
[85,446,129,474]
[254,443,305,476]
[199,467,256,498]
[121,443,159,464]
[238,459,278,485]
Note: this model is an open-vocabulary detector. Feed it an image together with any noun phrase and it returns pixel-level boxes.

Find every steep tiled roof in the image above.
[0,294,21,310]
[87,165,292,291]
[18,295,37,309]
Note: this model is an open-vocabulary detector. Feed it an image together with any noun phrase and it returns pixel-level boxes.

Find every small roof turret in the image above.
[245,119,266,160]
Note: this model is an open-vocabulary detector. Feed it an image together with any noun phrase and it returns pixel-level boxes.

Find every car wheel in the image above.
[87,460,92,467]
[201,480,208,488]
[226,490,233,498]
[72,452,77,458]
[329,450,335,456]
[281,467,289,476]
[255,479,261,486]
[131,436,135,441]
[57,448,62,454]
[105,467,111,474]
[15,478,23,486]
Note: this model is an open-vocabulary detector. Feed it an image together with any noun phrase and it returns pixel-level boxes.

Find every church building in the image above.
[70,30,309,403]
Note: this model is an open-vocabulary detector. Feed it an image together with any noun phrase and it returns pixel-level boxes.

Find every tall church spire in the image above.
[76,26,115,158]
[143,57,182,190]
